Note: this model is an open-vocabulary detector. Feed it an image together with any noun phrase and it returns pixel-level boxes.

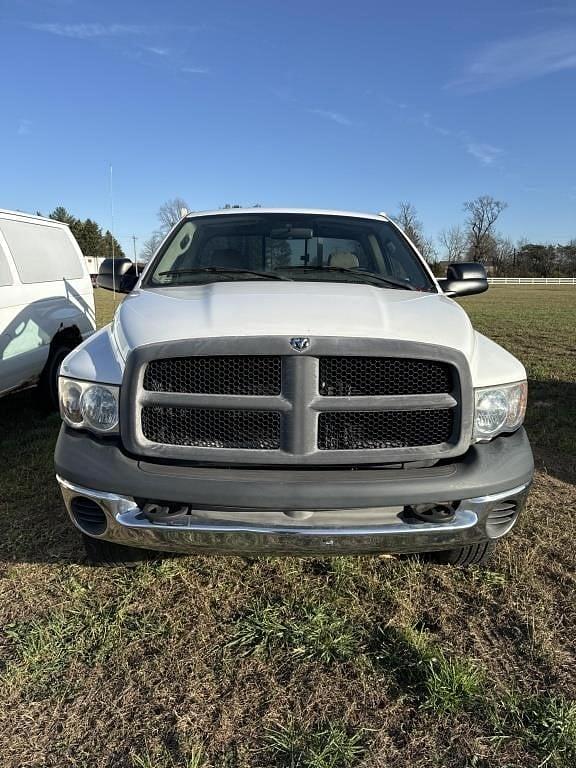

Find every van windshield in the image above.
[145,214,436,292]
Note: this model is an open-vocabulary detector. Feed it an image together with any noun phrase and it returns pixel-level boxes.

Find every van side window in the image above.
[0,221,83,283]
[0,244,13,286]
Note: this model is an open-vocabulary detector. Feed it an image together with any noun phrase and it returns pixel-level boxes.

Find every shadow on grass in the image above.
[369,624,484,715]
[526,379,576,485]
[0,388,87,564]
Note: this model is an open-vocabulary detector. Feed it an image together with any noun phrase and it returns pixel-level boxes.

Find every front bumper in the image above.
[55,426,534,555]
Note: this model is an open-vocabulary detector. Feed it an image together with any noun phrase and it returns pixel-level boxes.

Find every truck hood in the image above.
[112,281,476,360]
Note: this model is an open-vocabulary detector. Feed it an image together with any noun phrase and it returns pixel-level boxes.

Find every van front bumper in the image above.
[55,426,533,555]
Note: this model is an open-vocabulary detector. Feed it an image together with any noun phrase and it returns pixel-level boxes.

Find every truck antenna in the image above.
[109,163,116,299]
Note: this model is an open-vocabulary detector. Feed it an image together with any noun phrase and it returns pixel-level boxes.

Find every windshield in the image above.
[145,214,436,292]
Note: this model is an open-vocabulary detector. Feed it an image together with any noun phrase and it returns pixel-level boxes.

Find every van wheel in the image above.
[82,534,159,567]
[39,343,74,410]
[423,541,495,567]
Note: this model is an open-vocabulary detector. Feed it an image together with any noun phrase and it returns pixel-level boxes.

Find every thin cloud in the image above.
[181,66,209,74]
[27,22,198,39]
[309,108,353,126]
[384,97,504,167]
[145,46,170,56]
[523,5,576,17]
[17,119,32,136]
[28,22,147,38]
[449,29,576,90]
[466,142,503,165]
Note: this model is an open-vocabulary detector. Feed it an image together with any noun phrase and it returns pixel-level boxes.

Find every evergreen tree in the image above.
[47,210,126,261]
[49,206,77,226]
[76,219,103,259]
[101,230,125,259]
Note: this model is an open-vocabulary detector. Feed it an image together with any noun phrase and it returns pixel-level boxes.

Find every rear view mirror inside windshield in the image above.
[269,226,314,240]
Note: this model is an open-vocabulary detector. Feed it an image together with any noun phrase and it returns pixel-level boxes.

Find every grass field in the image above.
[0,286,574,768]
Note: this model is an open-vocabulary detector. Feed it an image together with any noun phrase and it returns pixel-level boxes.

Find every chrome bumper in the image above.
[57,475,530,556]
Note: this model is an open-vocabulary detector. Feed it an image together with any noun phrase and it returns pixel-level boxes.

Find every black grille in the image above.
[141,407,281,449]
[319,357,453,396]
[318,409,454,450]
[143,356,281,396]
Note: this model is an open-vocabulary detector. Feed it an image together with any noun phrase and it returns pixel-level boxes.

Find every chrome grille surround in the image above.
[121,337,473,466]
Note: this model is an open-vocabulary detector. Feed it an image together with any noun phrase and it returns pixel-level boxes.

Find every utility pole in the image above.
[131,235,139,276]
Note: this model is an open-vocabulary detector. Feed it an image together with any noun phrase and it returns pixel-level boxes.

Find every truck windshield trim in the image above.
[144,214,437,292]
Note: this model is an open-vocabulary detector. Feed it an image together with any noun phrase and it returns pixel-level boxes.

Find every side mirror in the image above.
[96,258,138,293]
[438,262,488,297]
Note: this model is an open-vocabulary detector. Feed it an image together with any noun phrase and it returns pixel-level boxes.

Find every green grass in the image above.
[131,745,206,768]
[0,286,574,767]
[227,597,365,663]
[265,721,369,768]
[3,584,172,694]
[373,624,484,714]
[460,286,576,476]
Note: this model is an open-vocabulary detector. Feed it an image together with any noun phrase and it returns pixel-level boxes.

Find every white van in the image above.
[0,209,96,406]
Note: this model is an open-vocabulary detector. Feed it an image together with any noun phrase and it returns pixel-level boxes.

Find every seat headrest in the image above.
[328,251,359,269]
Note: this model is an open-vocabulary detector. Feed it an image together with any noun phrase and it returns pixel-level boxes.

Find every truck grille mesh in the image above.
[141,407,281,450]
[143,356,281,396]
[319,357,452,396]
[131,346,465,462]
[318,409,454,450]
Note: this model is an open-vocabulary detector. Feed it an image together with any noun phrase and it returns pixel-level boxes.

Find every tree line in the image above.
[394,195,576,277]
[49,196,573,278]
[143,196,575,277]
[45,207,125,261]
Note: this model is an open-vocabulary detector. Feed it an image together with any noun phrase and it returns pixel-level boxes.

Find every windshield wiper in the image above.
[276,266,415,290]
[158,267,291,281]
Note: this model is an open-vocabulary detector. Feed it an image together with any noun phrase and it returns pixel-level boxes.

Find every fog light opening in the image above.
[486,500,519,538]
[70,496,107,535]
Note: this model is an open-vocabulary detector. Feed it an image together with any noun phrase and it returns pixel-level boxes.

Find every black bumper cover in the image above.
[55,426,534,510]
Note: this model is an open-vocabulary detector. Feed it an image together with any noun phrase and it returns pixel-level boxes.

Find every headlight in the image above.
[59,378,120,433]
[473,381,527,441]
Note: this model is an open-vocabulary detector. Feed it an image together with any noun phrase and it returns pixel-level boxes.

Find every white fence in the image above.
[488,277,576,285]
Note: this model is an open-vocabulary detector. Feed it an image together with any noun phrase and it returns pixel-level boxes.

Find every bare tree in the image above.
[419,235,437,263]
[491,234,515,276]
[140,230,164,262]
[393,201,436,263]
[395,202,423,246]
[157,197,190,232]
[463,195,508,262]
[439,225,467,263]
[141,198,190,262]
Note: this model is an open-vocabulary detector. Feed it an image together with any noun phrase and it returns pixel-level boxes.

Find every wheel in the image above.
[82,534,159,567]
[423,540,495,567]
[38,342,74,410]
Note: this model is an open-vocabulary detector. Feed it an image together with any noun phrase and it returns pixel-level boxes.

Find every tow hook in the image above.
[407,503,456,523]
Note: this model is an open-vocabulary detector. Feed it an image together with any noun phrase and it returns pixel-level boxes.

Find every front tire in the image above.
[82,534,158,567]
[423,540,495,566]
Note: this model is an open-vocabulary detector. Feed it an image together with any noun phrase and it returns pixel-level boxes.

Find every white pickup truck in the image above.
[54,209,533,565]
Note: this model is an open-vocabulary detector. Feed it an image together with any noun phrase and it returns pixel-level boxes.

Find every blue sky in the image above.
[1,0,575,256]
